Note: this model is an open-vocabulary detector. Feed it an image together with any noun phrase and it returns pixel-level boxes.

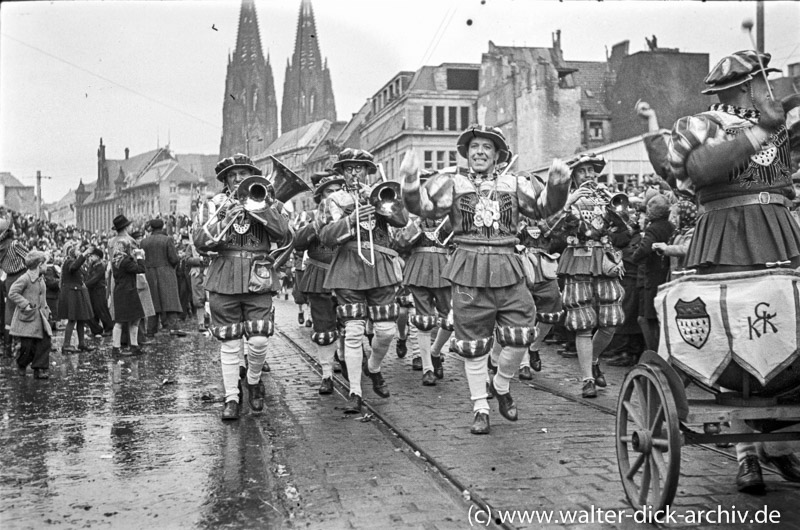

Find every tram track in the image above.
[278,331,510,530]
[278,330,785,528]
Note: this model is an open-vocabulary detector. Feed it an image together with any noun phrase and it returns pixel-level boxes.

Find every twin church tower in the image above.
[219,0,336,158]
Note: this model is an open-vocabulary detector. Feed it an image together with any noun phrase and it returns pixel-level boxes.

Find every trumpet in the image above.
[200,156,311,243]
[578,180,630,219]
[352,163,408,266]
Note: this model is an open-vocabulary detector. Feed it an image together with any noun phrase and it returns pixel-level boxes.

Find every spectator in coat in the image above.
[43,256,61,331]
[631,194,674,351]
[57,242,95,353]
[111,239,147,355]
[140,218,185,337]
[0,218,29,353]
[9,250,52,379]
[84,248,113,337]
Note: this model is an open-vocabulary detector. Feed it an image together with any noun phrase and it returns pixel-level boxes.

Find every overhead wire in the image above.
[0,31,220,131]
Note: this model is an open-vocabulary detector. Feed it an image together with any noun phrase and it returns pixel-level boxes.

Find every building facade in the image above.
[359,63,481,185]
[0,172,36,215]
[219,0,279,158]
[281,0,336,134]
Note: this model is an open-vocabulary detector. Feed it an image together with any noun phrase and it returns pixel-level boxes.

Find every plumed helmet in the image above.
[702,50,781,94]
[331,148,378,174]
[456,125,510,164]
[215,153,262,182]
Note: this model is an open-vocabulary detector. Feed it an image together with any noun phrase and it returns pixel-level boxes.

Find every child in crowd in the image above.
[9,250,53,379]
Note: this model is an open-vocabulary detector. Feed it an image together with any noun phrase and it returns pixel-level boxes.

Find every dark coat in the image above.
[632,217,675,290]
[140,230,182,313]
[8,271,51,339]
[112,255,146,322]
[57,254,94,321]
[43,264,60,318]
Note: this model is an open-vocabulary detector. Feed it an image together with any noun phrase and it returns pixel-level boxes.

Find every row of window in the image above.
[423,150,458,170]
[423,106,471,132]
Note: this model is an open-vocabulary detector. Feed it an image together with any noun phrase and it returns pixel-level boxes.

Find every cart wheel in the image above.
[616,364,681,511]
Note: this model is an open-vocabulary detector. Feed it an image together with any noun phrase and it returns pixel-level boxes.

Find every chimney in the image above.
[124,147,130,160]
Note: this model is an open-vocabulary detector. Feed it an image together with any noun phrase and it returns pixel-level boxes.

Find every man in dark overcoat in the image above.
[140,218,185,336]
[84,248,113,336]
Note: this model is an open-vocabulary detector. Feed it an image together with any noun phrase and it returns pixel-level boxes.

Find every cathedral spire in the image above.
[219,0,279,158]
[281,0,336,133]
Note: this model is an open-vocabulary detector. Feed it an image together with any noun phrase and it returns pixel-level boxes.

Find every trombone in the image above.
[353,162,407,266]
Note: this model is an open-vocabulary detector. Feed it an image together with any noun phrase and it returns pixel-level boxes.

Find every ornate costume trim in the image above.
[210,323,245,340]
[708,103,759,121]
[336,303,368,320]
[410,314,437,331]
[438,315,454,332]
[453,336,494,358]
[367,303,399,322]
[536,310,565,324]
[495,325,535,346]
[311,330,338,346]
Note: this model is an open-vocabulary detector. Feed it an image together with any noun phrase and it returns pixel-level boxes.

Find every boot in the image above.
[529,349,542,372]
[431,355,443,379]
[592,362,606,388]
[396,338,407,358]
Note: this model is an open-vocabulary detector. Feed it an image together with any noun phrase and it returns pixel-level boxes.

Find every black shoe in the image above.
[519,366,533,380]
[221,400,240,421]
[487,356,497,376]
[592,362,607,388]
[396,338,407,358]
[298,312,305,325]
[470,412,490,435]
[765,454,800,483]
[33,369,49,380]
[305,319,313,328]
[319,377,334,395]
[246,379,265,411]
[170,330,187,337]
[262,361,271,373]
[111,347,122,356]
[488,377,517,422]
[411,356,422,371]
[239,365,247,380]
[77,344,95,352]
[362,364,390,398]
[582,379,597,398]
[431,355,443,379]
[129,346,144,356]
[737,455,765,493]
[344,393,362,414]
[530,349,542,372]
[422,370,437,386]
[284,293,289,300]
[17,364,26,376]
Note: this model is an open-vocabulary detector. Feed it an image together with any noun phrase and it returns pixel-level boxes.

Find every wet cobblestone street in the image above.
[2,298,799,529]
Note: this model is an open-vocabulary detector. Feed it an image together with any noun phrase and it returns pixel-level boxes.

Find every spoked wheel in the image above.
[616,364,681,511]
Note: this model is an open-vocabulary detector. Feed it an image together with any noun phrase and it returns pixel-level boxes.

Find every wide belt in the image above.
[344,241,399,258]
[412,247,448,255]
[703,192,792,212]
[306,258,331,270]
[456,245,516,255]
[218,250,268,260]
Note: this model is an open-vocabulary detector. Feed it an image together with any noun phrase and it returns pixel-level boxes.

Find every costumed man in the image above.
[516,207,566,380]
[294,169,347,395]
[318,148,409,414]
[394,169,453,386]
[555,154,631,399]
[668,50,800,492]
[402,125,570,435]
[193,154,290,421]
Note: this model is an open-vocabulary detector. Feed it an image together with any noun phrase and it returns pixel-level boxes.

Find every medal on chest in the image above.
[474,197,500,230]
[233,218,251,234]
[527,226,541,239]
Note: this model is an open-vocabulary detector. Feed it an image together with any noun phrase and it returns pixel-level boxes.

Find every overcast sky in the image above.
[1,0,798,203]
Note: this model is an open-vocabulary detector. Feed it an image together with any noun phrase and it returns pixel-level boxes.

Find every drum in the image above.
[655,269,800,397]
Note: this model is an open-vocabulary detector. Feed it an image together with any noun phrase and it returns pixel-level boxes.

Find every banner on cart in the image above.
[655,270,800,387]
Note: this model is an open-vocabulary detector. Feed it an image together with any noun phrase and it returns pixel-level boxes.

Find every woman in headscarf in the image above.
[57,241,95,352]
[111,238,146,355]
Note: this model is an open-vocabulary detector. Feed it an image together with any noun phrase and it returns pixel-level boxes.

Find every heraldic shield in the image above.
[674,297,710,349]
[655,269,800,388]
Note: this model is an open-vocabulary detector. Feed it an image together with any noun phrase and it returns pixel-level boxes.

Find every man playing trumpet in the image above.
[402,125,571,435]
[193,153,290,421]
[318,148,409,414]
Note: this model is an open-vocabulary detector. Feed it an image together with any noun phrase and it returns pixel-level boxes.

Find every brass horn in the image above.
[268,155,312,203]
[235,175,274,213]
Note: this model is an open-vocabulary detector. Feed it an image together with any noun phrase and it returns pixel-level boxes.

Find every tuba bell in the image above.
[268,155,312,203]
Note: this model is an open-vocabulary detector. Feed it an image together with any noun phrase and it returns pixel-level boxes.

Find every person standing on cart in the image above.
[668,49,800,492]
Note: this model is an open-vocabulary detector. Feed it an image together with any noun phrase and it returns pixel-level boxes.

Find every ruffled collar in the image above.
[708,103,759,121]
